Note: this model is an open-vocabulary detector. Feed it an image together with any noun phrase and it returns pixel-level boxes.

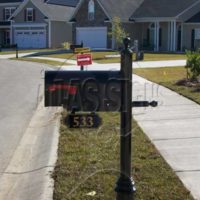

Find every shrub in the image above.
[62,42,70,49]
[185,50,200,80]
[108,16,129,49]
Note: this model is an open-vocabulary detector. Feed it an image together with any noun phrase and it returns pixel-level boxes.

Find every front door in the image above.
[177,27,181,51]
[4,30,10,45]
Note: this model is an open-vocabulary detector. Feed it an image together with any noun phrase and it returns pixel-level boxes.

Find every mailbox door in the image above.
[45,71,121,112]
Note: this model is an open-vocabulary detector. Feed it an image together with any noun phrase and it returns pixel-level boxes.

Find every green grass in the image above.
[53,112,193,200]
[42,51,119,63]
[42,52,186,63]
[134,67,200,105]
[11,57,67,67]
[143,53,186,61]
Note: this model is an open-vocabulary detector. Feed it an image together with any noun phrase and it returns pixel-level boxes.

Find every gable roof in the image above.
[99,0,143,21]
[47,0,79,7]
[131,0,199,19]
[186,11,200,23]
[34,0,76,21]
[11,0,76,21]
[71,0,144,22]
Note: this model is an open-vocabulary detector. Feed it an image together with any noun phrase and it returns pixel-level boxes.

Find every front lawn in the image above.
[134,67,200,104]
[53,112,193,200]
[41,52,186,63]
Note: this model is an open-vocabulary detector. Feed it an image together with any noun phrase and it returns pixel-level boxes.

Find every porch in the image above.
[136,21,184,52]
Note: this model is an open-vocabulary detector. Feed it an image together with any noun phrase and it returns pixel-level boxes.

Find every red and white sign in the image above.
[77,54,92,66]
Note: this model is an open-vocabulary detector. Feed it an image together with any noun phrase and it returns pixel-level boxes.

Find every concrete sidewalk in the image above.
[24,56,186,69]
[132,74,200,200]
[134,59,186,68]
[59,62,199,199]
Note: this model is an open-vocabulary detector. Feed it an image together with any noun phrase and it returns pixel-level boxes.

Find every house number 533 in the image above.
[66,114,102,128]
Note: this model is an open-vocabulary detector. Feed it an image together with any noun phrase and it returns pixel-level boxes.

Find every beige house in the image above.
[2,0,200,51]
[70,0,200,52]
[130,0,200,52]
[0,0,76,48]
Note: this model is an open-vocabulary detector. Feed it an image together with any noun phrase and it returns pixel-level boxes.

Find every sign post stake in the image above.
[16,44,18,59]
[81,52,84,71]
[115,38,135,200]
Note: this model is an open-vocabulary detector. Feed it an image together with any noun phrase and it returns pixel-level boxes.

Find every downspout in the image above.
[181,23,183,52]
[48,20,51,48]
[10,20,13,45]
[173,20,176,51]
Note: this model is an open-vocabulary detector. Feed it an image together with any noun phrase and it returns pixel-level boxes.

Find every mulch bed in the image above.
[176,78,200,92]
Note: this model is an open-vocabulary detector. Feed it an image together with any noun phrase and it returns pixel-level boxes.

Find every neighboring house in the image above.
[0,0,77,48]
[130,0,200,52]
[70,0,200,52]
[2,0,200,51]
[0,0,22,46]
[70,0,143,49]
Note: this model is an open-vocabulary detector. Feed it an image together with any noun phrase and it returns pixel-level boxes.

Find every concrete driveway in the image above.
[0,60,60,200]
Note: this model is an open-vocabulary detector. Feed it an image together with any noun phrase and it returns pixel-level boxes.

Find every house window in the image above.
[88,0,95,21]
[4,30,10,45]
[148,23,155,47]
[26,8,34,22]
[4,7,16,20]
[147,23,162,48]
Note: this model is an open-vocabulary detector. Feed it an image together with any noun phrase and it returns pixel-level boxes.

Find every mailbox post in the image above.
[44,38,158,199]
[115,38,135,200]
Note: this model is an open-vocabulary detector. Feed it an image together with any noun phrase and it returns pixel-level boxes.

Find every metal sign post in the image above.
[115,38,135,200]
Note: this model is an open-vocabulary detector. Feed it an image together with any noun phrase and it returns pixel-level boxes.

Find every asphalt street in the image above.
[0,59,60,200]
[0,59,44,174]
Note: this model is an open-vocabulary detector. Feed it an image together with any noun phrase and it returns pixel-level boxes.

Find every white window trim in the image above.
[26,8,34,22]
[5,7,16,21]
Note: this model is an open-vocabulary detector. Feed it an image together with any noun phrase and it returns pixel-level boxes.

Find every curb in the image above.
[0,99,62,200]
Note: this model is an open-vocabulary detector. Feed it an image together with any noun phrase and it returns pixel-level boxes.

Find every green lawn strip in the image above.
[53,112,193,200]
[41,52,186,63]
[134,67,200,105]
[11,57,67,67]
[42,51,119,62]
[143,53,186,61]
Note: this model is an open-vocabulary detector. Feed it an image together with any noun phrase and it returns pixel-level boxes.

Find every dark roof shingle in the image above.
[47,0,79,7]
[0,0,23,3]
[131,0,199,18]
[187,11,200,23]
[99,0,143,21]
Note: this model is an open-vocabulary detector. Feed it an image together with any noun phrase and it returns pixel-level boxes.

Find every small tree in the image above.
[185,50,200,80]
[109,16,129,49]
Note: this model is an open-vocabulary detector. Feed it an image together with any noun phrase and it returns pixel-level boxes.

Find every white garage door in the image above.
[76,27,107,49]
[14,30,46,48]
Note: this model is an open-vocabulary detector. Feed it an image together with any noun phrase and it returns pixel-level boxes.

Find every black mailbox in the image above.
[45,70,121,112]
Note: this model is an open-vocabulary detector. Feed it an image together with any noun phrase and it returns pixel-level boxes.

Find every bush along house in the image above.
[70,0,200,52]
[0,0,78,48]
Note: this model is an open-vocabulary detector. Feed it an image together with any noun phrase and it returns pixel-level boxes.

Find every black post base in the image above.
[115,176,136,200]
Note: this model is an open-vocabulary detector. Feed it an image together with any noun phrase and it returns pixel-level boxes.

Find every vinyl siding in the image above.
[51,21,72,48]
